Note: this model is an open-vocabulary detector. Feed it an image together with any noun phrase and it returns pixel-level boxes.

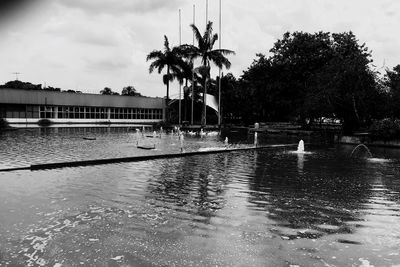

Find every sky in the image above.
[0,0,399,98]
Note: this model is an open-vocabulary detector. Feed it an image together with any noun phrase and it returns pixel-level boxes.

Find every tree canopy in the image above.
[121,86,142,96]
[234,31,379,133]
[100,87,119,95]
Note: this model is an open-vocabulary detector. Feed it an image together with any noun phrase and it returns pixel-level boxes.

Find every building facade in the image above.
[0,88,165,124]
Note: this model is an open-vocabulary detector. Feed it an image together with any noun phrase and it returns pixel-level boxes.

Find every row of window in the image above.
[40,106,163,120]
[2,105,163,120]
[2,105,39,118]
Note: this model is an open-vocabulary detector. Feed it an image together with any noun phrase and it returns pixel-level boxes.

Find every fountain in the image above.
[135,128,141,145]
[290,140,311,154]
[350,144,372,158]
[200,129,206,137]
[350,144,391,163]
[180,132,184,152]
[297,140,305,153]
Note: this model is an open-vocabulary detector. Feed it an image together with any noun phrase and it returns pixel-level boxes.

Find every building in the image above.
[0,88,165,124]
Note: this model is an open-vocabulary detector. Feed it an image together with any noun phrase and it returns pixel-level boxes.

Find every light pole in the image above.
[178,9,182,126]
[12,72,21,81]
[218,0,222,127]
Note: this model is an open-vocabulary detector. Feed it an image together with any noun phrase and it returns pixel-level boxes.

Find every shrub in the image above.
[0,118,9,129]
[369,118,400,141]
[37,119,53,126]
[152,121,171,131]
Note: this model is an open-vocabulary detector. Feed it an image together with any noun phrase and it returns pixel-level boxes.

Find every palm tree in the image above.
[182,21,235,125]
[146,35,185,103]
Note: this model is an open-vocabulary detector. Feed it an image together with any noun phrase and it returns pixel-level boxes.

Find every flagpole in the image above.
[204,0,208,126]
[191,4,195,125]
[178,9,182,126]
[218,0,222,127]
[206,0,208,25]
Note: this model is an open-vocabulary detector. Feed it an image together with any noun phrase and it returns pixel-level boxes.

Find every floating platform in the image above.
[83,137,96,140]
[0,144,299,172]
[137,144,156,150]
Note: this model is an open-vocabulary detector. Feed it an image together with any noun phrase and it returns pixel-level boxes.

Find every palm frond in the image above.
[210,33,218,48]
[148,60,162,73]
[212,49,235,56]
[163,35,170,52]
[146,50,164,61]
[203,21,213,46]
[208,51,232,69]
[190,24,204,49]
[178,44,201,60]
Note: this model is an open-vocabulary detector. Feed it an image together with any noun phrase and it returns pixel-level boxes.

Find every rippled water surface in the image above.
[1,127,400,266]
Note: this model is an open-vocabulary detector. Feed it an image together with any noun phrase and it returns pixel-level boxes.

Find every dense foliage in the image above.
[369,119,400,141]
[0,81,144,96]
[216,31,400,135]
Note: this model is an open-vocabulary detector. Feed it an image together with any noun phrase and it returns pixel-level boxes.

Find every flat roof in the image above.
[0,88,165,109]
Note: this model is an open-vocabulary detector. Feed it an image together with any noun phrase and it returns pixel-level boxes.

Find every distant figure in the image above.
[200,129,206,138]
[224,137,229,148]
[254,122,259,129]
[254,132,258,147]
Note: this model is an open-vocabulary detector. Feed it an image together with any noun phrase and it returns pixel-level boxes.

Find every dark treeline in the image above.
[0,80,144,96]
[217,31,400,134]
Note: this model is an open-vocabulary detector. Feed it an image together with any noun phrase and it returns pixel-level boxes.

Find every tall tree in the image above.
[309,32,377,132]
[182,21,235,125]
[385,65,400,118]
[146,35,185,103]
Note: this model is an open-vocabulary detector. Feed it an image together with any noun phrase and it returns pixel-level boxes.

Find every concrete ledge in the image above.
[29,144,298,171]
[338,135,400,148]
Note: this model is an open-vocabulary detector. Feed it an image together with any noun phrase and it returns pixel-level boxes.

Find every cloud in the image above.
[1,0,400,98]
[85,58,130,71]
[55,0,184,15]
[39,11,126,47]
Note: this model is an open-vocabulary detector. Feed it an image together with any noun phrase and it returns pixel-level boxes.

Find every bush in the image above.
[37,119,53,126]
[0,118,9,129]
[152,121,171,131]
[369,118,400,141]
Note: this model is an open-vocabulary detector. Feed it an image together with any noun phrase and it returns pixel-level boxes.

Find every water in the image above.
[0,127,235,170]
[1,128,400,266]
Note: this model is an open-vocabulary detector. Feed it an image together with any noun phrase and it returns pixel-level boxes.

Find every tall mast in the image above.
[203,0,209,126]
[206,0,208,25]
[178,9,182,126]
[218,0,222,127]
[191,4,195,125]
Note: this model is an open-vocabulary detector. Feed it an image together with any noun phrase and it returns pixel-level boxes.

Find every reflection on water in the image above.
[1,129,400,266]
[0,127,234,169]
[297,152,304,173]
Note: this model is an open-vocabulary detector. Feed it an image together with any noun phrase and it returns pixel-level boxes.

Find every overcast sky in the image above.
[1,0,399,97]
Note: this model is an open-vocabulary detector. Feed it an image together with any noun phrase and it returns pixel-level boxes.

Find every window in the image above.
[40,106,54,119]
